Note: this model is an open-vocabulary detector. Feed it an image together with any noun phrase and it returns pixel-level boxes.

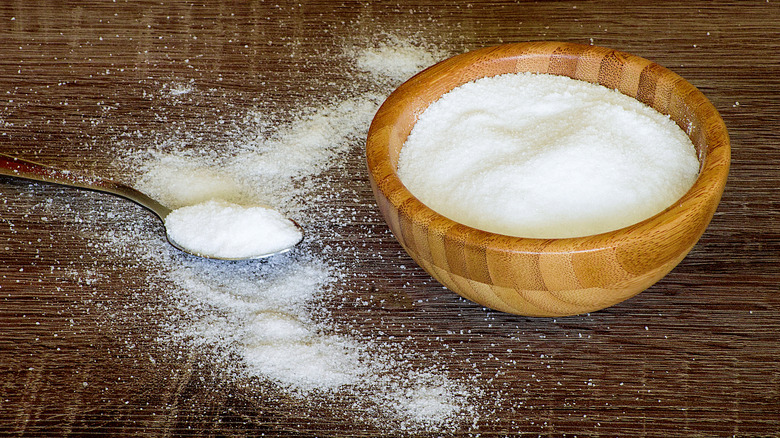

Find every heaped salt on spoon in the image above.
[0,153,303,260]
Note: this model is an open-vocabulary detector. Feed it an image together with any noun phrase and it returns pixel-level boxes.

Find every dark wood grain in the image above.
[1,1,778,436]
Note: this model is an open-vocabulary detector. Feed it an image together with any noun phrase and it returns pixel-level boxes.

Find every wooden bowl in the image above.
[366,42,730,317]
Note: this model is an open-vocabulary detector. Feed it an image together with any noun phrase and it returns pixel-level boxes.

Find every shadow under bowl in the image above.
[366,42,730,317]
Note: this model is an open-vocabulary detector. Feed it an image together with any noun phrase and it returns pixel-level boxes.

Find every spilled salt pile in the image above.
[353,35,446,83]
[398,72,700,238]
[98,37,479,433]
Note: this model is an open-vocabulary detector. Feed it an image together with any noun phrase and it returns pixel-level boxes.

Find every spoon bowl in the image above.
[0,152,303,260]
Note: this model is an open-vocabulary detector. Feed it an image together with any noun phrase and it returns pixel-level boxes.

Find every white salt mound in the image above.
[164,200,303,259]
[398,72,700,238]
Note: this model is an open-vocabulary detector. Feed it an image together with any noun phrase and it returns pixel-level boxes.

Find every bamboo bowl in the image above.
[365,42,730,317]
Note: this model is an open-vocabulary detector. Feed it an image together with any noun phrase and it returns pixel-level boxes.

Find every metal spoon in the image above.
[0,152,303,260]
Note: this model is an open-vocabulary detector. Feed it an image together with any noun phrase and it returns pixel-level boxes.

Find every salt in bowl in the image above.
[365,41,730,317]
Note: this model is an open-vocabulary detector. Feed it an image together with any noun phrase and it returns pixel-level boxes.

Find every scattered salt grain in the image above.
[164,200,302,259]
[242,332,369,391]
[353,36,445,82]
[136,155,247,209]
[399,72,700,238]
[101,38,475,432]
[388,379,468,428]
[163,81,193,96]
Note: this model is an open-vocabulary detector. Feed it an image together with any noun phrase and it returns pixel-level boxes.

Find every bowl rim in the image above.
[366,41,730,254]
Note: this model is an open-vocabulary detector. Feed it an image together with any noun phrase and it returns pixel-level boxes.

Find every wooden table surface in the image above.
[1,1,778,436]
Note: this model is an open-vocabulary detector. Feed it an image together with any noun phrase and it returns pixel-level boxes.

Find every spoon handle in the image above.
[0,152,172,220]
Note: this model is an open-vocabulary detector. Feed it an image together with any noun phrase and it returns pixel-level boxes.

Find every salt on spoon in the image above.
[164,200,303,260]
[0,153,303,260]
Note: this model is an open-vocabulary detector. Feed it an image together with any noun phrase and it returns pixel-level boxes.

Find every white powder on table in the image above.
[164,200,302,259]
[98,38,478,433]
[353,36,446,83]
[398,73,700,238]
[135,154,248,209]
